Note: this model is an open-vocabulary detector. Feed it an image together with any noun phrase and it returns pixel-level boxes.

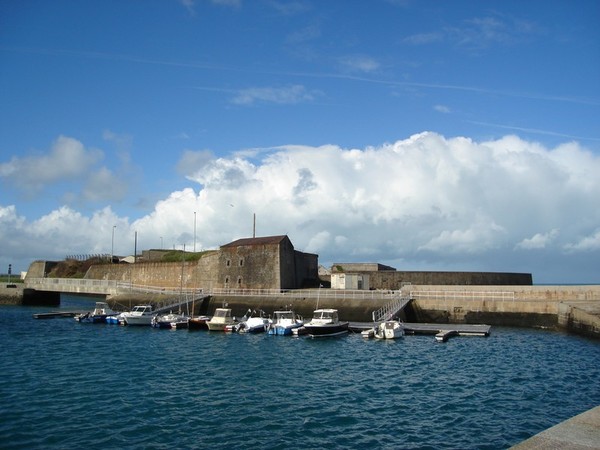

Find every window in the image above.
[225,276,229,286]
[237,277,242,286]
[239,258,244,267]
[226,259,231,267]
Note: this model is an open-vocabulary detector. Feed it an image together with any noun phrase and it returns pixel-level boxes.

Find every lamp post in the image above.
[193,211,197,252]
[160,236,163,250]
[111,225,116,263]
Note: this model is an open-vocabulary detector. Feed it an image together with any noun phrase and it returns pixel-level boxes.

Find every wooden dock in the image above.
[32,311,84,319]
[349,322,491,341]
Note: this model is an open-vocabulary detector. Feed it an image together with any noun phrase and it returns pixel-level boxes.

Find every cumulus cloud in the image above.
[0,136,103,194]
[516,229,559,250]
[176,149,214,177]
[564,229,600,252]
[3,132,600,283]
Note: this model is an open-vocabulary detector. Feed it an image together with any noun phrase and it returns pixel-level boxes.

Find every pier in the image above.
[349,322,491,341]
[510,405,600,449]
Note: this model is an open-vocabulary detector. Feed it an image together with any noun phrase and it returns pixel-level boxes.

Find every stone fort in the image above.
[59,234,532,289]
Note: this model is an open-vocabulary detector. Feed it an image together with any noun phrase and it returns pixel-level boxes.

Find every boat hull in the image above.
[122,315,154,326]
[188,316,209,330]
[304,322,349,337]
[268,325,299,336]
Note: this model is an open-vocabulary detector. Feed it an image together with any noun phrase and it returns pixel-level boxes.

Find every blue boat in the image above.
[267,310,304,336]
[74,302,118,324]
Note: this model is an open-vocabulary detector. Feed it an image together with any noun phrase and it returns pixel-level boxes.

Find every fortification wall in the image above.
[84,254,220,289]
[24,261,59,279]
[370,271,532,289]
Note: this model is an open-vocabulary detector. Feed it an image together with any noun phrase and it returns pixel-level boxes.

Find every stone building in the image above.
[218,235,318,290]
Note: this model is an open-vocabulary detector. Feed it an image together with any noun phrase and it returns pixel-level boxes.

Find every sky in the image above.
[1,0,599,284]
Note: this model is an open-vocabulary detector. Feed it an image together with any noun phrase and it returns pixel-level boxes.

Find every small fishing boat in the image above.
[74,302,118,324]
[207,308,236,331]
[236,310,271,333]
[374,320,404,339]
[267,310,304,335]
[188,315,210,330]
[120,305,155,326]
[303,309,348,337]
[152,312,189,329]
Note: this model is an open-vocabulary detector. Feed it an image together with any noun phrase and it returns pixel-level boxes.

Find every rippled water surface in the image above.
[1,300,599,449]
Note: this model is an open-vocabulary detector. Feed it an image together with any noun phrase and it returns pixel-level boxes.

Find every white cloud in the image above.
[0,136,103,193]
[3,132,600,282]
[434,104,451,113]
[231,85,319,105]
[338,55,380,73]
[564,229,600,252]
[82,167,128,202]
[177,149,214,177]
[516,229,559,250]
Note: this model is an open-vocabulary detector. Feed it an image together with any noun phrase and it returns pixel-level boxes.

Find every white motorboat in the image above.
[303,309,349,337]
[120,305,155,326]
[267,310,304,335]
[234,309,270,333]
[207,308,236,331]
[374,320,404,339]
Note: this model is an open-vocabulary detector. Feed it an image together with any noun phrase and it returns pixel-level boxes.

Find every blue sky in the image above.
[1,0,599,284]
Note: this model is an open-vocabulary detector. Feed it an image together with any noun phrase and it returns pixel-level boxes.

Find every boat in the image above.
[152,312,189,329]
[374,320,404,339]
[303,308,349,337]
[207,308,236,331]
[188,315,210,330]
[105,315,121,325]
[120,305,155,326]
[236,310,271,333]
[267,310,304,336]
[361,328,375,339]
[74,302,118,323]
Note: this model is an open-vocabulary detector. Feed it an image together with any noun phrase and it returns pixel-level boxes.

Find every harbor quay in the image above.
[16,281,600,339]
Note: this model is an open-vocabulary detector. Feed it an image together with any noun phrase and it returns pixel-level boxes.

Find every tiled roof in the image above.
[220,235,290,248]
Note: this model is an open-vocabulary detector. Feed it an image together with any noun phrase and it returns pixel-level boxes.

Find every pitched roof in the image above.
[220,235,290,248]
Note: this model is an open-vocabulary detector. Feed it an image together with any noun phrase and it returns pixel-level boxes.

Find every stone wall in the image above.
[404,284,600,332]
[218,242,281,290]
[84,255,221,290]
[24,261,59,279]
[370,271,532,289]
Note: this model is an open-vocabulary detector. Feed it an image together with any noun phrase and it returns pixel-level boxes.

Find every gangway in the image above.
[371,295,412,323]
[152,292,210,316]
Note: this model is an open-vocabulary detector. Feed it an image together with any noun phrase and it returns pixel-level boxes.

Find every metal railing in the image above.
[209,287,402,300]
[409,290,515,301]
[372,296,412,323]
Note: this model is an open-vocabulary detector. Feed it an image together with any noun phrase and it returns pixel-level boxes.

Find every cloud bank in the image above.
[2,132,599,283]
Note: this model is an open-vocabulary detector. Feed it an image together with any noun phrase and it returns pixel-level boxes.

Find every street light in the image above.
[111,225,116,263]
[160,236,163,249]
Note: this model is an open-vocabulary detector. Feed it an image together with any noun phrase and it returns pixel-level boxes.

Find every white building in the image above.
[330,272,370,290]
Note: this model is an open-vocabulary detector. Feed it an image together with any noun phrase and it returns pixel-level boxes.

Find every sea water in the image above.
[0,298,599,450]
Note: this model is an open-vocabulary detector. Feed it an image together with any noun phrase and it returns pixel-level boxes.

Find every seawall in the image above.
[403,284,600,338]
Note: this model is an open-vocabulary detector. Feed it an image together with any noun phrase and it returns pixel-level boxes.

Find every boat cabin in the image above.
[311,309,339,324]
[211,308,232,323]
[131,305,153,314]
[273,311,297,322]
